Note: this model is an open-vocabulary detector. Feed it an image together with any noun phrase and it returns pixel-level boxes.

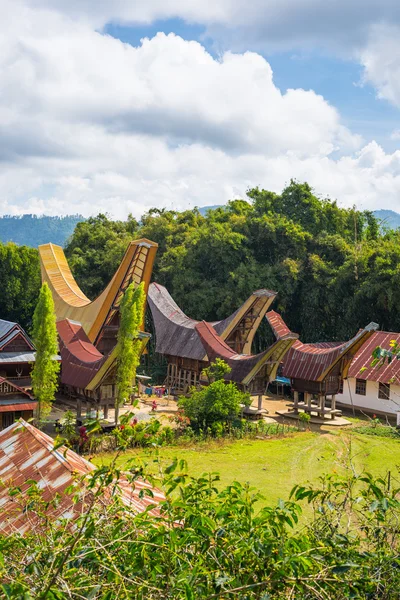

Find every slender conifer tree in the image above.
[31,282,60,420]
[115,281,146,423]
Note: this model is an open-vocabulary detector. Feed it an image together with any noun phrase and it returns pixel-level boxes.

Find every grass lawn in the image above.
[93,430,400,507]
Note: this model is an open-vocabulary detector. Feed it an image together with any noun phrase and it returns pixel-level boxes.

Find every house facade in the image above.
[0,319,37,429]
[337,331,400,418]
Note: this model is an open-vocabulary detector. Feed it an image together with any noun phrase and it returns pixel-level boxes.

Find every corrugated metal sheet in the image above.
[0,402,36,413]
[0,319,15,341]
[0,352,36,364]
[266,311,378,382]
[348,331,400,383]
[0,420,166,535]
[0,320,34,352]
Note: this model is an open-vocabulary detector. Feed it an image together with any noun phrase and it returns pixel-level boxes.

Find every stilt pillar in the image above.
[258,394,263,411]
[293,391,299,414]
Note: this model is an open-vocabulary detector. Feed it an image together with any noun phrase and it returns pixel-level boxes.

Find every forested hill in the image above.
[0,214,85,247]
[2,183,400,343]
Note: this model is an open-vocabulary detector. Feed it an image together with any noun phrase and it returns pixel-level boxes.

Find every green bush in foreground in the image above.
[179,380,250,431]
[1,462,399,599]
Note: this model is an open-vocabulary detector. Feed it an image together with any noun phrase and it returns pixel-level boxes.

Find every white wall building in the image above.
[338,377,400,417]
[336,331,400,419]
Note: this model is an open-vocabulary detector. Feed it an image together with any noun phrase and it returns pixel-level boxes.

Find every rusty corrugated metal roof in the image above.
[266,311,378,382]
[0,420,166,535]
[348,331,400,383]
[0,402,37,413]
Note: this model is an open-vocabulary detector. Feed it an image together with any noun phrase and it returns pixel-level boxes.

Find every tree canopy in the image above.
[31,282,60,419]
[63,182,400,345]
[115,282,146,422]
[2,182,400,345]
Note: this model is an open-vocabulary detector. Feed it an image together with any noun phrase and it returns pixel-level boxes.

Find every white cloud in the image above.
[0,0,399,218]
[360,24,400,108]
[18,0,400,55]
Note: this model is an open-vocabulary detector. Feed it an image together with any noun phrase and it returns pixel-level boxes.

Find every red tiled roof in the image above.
[266,311,378,382]
[57,319,108,389]
[0,420,166,535]
[348,331,400,383]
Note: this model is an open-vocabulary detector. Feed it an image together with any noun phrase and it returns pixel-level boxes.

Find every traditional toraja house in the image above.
[0,420,165,535]
[266,311,379,419]
[39,239,157,352]
[0,319,38,429]
[338,330,400,417]
[148,282,298,395]
[39,240,158,415]
[196,320,298,400]
[57,318,149,419]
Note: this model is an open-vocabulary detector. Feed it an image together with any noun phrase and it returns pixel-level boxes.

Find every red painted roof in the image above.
[57,319,107,389]
[0,402,36,413]
[266,311,378,382]
[0,420,166,535]
[348,331,400,383]
[195,321,237,361]
[195,320,297,385]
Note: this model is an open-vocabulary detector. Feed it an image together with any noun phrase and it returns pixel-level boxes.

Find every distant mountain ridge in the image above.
[0,214,85,248]
[373,209,400,230]
[0,208,398,248]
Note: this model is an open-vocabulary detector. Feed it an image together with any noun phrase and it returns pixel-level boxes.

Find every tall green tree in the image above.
[31,282,60,420]
[115,282,146,424]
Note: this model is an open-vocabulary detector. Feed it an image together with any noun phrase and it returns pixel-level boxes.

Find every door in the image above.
[1,411,15,430]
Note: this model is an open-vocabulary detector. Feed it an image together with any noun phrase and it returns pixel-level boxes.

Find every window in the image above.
[338,379,344,394]
[378,383,390,400]
[355,378,366,396]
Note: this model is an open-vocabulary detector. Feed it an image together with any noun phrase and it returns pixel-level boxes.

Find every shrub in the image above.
[179,379,249,430]
[3,467,400,598]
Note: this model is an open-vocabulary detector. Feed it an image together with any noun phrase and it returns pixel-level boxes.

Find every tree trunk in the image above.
[115,401,120,426]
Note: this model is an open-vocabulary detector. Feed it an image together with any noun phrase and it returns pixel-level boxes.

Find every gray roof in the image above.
[0,319,34,352]
[148,283,240,360]
[147,283,276,361]
[0,398,37,406]
[0,320,16,340]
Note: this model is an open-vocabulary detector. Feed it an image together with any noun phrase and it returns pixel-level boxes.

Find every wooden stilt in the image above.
[293,391,299,414]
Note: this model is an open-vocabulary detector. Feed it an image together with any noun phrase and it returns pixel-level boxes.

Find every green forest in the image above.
[2,181,400,345]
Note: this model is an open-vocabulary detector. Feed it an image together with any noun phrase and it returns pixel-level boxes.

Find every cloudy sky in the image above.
[1,0,400,218]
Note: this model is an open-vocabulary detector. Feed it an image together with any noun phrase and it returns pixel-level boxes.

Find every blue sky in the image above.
[1,1,400,217]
